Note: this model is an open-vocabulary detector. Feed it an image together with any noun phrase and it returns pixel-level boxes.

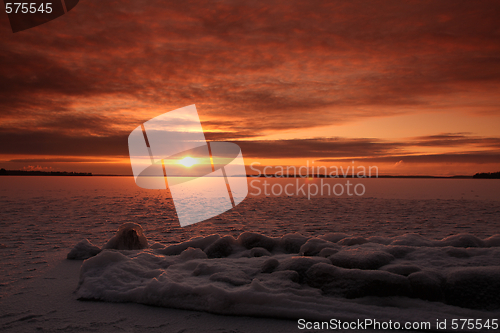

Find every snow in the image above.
[74,229,500,322]
[66,239,101,260]
[103,223,148,250]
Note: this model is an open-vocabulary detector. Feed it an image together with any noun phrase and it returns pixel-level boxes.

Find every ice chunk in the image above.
[329,247,395,270]
[441,234,485,248]
[103,223,148,250]
[158,234,220,255]
[149,242,165,250]
[325,268,411,298]
[380,264,421,276]
[305,262,339,287]
[278,257,330,282]
[337,236,368,246]
[383,245,416,258]
[306,263,412,298]
[210,271,251,286]
[317,248,338,257]
[319,233,349,243]
[485,235,500,247]
[249,247,272,257]
[408,270,444,302]
[237,232,277,252]
[444,247,470,258]
[261,258,279,273]
[192,262,225,276]
[204,236,237,258]
[366,236,393,245]
[179,247,208,261]
[269,270,300,284]
[278,233,308,253]
[391,233,436,247]
[445,267,500,310]
[66,239,101,260]
[299,238,339,256]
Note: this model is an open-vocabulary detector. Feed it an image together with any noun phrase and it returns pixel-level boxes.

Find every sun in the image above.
[178,156,197,168]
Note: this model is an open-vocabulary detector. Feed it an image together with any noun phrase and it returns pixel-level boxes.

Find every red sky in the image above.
[1,0,500,176]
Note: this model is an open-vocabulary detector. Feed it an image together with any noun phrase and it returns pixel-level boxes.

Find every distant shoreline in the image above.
[2,169,499,179]
[247,174,474,179]
[0,169,92,176]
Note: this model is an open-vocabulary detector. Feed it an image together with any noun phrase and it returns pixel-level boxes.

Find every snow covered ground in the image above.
[73,228,500,324]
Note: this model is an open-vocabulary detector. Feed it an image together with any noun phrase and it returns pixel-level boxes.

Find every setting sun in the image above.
[178,156,197,168]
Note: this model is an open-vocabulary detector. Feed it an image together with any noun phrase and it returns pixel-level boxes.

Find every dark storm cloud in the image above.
[235,138,403,159]
[234,133,500,160]
[319,153,500,164]
[8,157,116,163]
[0,129,129,156]
[411,133,500,148]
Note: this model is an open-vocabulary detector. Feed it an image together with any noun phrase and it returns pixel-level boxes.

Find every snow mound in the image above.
[328,246,395,270]
[445,267,500,310]
[103,223,148,250]
[66,239,101,260]
[75,232,500,320]
[67,223,149,260]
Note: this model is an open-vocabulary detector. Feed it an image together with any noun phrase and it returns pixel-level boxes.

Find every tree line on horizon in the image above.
[1,168,499,178]
[472,171,500,179]
[0,168,92,176]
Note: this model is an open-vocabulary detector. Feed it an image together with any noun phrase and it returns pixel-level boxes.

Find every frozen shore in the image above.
[70,227,500,331]
[1,229,500,332]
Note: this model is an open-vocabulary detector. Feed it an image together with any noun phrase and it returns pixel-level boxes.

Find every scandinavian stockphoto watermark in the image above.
[128,105,248,227]
[248,161,378,199]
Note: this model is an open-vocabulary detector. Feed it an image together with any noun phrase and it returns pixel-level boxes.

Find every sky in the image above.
[1,0,499,176]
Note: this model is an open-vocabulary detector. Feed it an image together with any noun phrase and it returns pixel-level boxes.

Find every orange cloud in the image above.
[1,0,500,175]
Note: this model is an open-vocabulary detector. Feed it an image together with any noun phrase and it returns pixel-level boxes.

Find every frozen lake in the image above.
[0,176,499,297]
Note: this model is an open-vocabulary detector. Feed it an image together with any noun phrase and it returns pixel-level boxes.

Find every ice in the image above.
[485,235,500,247]
[391,233,437,247]
[67,224,149,260]
[441,234,486,248]
[238,247,272,258]
[158,234,220,255]
[407,270,444,301]
[103,223,148,250]
[237,232,277,252]
[317,247,339,257]
[328,246,395,270]
[444,267,500,310]
[384,245,417,258]
[380,264,422,276]
[75,230,500,320]
[210,271,252,286]
[277,256,330,282]
[261,258,280,273]
[319,233,350,243]
[306,263,412,299]
[337,236,369,246]
[299,238,339,256]
[67,226,150,261]
[204,235,238,258]
[277,233,308,253]
[179,247,208,260]
[66,239,101,260]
